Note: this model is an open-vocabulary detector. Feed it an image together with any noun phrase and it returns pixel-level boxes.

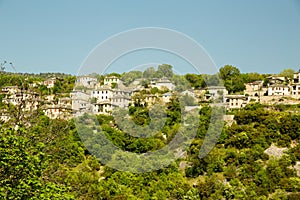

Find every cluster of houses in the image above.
[71,71,300,116]
[221,72,300,109]
[0,77,72,122]
[2,71,300,121]
[71,76,180,116]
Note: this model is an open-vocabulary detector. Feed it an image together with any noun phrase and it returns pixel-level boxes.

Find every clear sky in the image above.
[0,0,300,74]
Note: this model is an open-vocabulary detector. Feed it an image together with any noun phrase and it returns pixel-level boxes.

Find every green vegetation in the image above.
[1,96,300,199]
[1,67,300,199]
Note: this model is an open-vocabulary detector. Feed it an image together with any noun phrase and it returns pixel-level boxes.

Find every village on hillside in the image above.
[1,68,300,122]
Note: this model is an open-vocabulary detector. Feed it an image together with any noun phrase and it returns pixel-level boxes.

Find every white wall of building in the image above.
[267,85,290,96]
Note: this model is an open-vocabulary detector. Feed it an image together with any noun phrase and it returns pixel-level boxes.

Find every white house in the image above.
[206,86,228,103]
[291,72,300,98]
[267,84,290,96]
[151,77,175,91]
[92,101,115,115]
[293,72,300,84]
[70,90,91,112]
[104,76,119,86]
[245,81,263,92]
[266,76,286,86]
[111,94,131,108]
[91,86,113,102]
[43,78,56,88]
[291,84,300,97]
[76,76,98,88]
[225,95,249,109]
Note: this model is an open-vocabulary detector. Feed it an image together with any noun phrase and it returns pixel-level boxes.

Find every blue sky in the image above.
[0,0,300,74]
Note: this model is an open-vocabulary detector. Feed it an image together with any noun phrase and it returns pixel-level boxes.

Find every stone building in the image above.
[267,84,290,96]
[225,95,249,109]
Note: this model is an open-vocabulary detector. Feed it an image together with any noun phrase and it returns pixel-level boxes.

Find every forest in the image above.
[1,67,300,199]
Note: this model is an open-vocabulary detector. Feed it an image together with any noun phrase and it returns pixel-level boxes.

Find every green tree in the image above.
[184,74,206,89]
[278,68,295,80]
[0,126,73,199]
[219,65,245,93]
[143,67,156,79]
[121,71,143,86]
[157,64,173,78]
[219,65,240,81]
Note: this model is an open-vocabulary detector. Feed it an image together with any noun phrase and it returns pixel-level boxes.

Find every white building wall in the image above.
[91,89,113,102]
[267,86,290,96]
[104,76,119,85]
[76,76,98,88]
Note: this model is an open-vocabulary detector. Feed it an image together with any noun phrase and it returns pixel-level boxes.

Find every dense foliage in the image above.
[1,99,300,199]
[1,70,300,199]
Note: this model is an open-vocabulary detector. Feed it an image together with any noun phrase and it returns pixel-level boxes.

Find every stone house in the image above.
[291,72,300,98]
[104,76,119,86]
[43,78,57,88]
[92,101,115,115]
[225,95,249,109]
[245,81,263,96]
[91,86,113,102]
[151,77,175,91]
[267,84,290,96]
[75,76,98,88]
[3,92,40,111]
[70,90,91,112]
[111,94,131,108]
[206,86,228,103]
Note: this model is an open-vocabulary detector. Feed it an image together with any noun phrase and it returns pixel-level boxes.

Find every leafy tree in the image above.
[172,74,190,92]
[241,73,264,83]
[120,71,143,86]
[157,64,173,78]
[278,68,295,80]
[203,74,222,86]
[263,77,270,87]
[143,67,156,79]
[224,76,246,94]
[219,65,240,81]
[219,65,245,93]
[0,126,73,199]
[184,74,206,89]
